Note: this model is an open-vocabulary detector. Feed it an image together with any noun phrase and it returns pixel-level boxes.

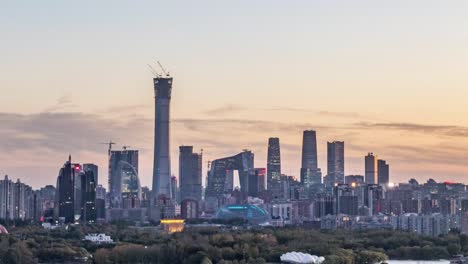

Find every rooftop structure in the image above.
[214,204,270,225]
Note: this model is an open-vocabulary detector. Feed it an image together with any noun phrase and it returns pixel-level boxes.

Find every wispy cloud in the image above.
[317,111,361,118]
[42,95,77,112]
[201,104,246,116]
[0,112,151,153]
[174,118,335,134]
[201,105,362,119]
[356,122,468,137]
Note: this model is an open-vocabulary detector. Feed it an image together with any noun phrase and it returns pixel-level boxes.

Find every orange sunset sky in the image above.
[1,1,468,188]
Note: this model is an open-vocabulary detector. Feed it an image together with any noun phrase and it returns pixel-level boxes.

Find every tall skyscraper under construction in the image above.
[152,76,173,199]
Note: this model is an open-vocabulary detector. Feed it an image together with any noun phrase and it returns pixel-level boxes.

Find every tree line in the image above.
[0,222,467,263]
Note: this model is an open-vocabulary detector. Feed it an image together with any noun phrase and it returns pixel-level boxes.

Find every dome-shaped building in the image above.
[0,224,8,234]
[214,204,270,225]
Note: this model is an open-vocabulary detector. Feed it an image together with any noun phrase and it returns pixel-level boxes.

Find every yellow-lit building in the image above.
[160,219,185,233]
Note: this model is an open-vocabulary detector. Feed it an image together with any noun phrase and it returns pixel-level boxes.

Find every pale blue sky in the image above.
[1,1,468,188]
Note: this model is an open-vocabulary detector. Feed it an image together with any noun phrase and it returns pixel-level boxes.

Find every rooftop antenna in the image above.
[157,61,170,76]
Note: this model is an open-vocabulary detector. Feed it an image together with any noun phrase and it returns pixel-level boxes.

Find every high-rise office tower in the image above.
[206,150,254,200]
[267,138,281,196]
[255,168,266,192]
[365,184,384,216]
[152,76,173,199]
[179,146,202,202]
[334,184,358,215]
[95,184,106,220]
[300,130,322,187]
[377,159,390,185]
[0,175,15,220]
[170,176,178,202]
[365,153,378,184]
[80,169,96,223]
[36,185,56,222]
[327,141,345,186]
[109,149,140,208]
[83,164,98,186]
[55,156,80,223]
[0,176,34,221]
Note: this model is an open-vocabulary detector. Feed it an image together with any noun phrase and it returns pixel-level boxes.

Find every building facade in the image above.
[206,151,255,201]
[0,175,34,221]
[378,159,389,185]
[179,146,202,203]
[365,153,378,184]
[55,156,79,223]
[80,169,97,223]
[327,141,345,186]
[152,76,173,199]
[300,130,322,187]
[267,138,281,197]
[109,149,140,209]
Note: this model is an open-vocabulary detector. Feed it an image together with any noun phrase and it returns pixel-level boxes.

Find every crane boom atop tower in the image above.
[100,141,116,156]
[157,61,170,76]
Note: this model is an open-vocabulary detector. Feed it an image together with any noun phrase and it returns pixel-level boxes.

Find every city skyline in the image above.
[2,1,468,188]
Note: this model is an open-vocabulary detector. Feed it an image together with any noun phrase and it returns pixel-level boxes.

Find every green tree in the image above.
[448,243,461,256]
[356,250,388,264]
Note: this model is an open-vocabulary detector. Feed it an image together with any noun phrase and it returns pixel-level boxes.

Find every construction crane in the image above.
[100,141,116,156]
[157,61,170,76]
[147,64,161,77]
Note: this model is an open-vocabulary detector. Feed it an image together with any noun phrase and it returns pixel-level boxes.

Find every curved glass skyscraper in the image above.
[109,150,140,208]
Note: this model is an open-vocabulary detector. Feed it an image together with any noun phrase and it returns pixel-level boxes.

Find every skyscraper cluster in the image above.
[0,67,413,230]
[0,175,34,221]
[365,153,390,185]
[55,156,97,224]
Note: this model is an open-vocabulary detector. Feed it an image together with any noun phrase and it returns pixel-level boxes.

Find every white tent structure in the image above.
[280,252,325,264]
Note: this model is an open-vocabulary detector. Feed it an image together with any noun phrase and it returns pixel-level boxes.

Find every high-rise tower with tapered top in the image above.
[152,75,173,200]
